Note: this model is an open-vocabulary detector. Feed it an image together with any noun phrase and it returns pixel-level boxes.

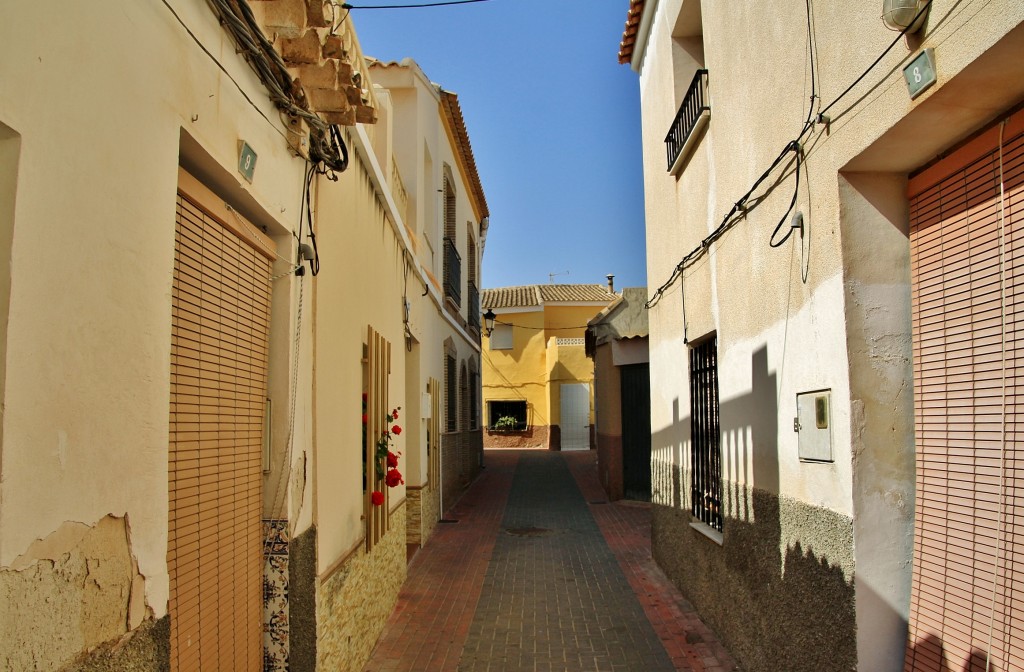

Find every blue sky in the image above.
[350,0,647,291]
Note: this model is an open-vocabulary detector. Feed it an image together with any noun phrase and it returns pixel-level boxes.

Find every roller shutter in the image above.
[168,170,274,671]
[906,112,1023,671]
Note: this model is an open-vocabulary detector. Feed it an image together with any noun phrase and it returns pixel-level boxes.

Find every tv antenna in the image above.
[548,270,569,284]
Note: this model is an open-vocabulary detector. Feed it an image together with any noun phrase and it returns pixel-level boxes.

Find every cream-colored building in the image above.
[0,2,486,670]
[481,284,618,451]
[621,1,1024,671]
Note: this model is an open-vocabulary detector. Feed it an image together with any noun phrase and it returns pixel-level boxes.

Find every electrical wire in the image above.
[645,0,933,309]
[158,0,287,141]
[205,0,351,173]
[342,0,495,9]
[985,117,1010,672]
[491,318,595,332]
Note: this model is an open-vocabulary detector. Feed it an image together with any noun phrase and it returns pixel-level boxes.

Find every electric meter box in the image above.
[796,390,833,463]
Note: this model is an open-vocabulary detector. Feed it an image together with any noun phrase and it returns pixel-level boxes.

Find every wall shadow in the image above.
[649,345,858,672]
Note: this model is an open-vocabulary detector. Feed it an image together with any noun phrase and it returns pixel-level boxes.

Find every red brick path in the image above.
[363,450,738,672]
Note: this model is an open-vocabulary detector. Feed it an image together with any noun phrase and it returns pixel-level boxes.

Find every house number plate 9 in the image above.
[238,141,258,183]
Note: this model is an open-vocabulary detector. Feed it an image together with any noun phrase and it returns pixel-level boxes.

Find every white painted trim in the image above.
[669,110,710,176]
[630,0,660,74]
[488,305,541,315]
[689,521,723,546]
[351,124,480,354]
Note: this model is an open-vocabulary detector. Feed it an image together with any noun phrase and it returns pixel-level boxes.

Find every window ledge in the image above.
[689,520,723,546]
[669,110,710,176]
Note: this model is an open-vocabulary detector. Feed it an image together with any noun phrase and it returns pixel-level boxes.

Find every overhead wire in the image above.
[646,0,933,308]
[205,0,351,173]
[342,0,494,9]
[158,0,287,141]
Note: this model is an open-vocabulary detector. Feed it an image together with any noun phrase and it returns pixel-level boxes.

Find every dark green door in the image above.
[620,364,651,501]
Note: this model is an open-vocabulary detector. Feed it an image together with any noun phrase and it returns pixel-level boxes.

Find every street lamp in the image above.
[483,308,496,337]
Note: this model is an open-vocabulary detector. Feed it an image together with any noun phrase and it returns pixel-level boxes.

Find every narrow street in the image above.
[363,450,738,672]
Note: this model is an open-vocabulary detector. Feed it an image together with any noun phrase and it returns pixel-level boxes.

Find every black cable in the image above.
[303,163,321,276]
[491,319,594,332]
[819,0,933,119]
[646,0,934,309]
[159,0,286,140]
[343,0,493,8]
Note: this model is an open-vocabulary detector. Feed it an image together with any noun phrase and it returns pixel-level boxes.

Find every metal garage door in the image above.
[168,169,273,671]
[905,112,1023,672]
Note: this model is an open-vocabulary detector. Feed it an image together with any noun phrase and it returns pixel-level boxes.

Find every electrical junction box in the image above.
[795,390,833,463]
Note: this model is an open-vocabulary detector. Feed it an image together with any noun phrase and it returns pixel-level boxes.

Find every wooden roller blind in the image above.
[906,114,1023,672]
[365,325,392,551]
[168,176,273,672]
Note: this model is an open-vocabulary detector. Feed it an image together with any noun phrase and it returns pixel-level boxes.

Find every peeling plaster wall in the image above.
[0,516,166,671]
[0,0,309,630]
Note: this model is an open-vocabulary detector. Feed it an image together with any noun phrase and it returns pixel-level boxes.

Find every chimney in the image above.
[606,274,615,293]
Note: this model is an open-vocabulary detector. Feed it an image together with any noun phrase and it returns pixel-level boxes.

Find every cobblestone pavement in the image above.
[363,450,738,672]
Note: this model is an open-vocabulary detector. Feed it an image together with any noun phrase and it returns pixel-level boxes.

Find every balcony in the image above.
[665,69,710,174]
[468,281,480,330]
[443,236,462,306]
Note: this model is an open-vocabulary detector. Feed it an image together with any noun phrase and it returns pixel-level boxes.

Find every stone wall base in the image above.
[483,425,549,449]
[651,481,857,672]
[316,505,407,672]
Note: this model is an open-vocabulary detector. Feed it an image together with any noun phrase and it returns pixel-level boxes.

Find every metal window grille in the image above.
[443,236,462,305]
[469,370,479,430]
[468,281,479,329]
[445,354,457,432]
[690,336,722,531]
[489,400,527,430]
[665,69,710,171]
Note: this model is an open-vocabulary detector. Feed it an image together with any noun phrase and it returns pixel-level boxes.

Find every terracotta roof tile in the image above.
[482,284,618,309]
[618,0,646,65]
[439,91,489,220]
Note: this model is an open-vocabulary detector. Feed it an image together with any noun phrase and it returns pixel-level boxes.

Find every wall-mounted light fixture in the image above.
[882,0,929,33]
[483,308,496,337]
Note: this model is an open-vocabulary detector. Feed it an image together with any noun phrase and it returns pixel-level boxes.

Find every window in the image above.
[690,335,722,532]
[488,400,527,431]
[469,368,479,430]
[445,353,457,432]
[489,323,512,350]
[442,171,461,305]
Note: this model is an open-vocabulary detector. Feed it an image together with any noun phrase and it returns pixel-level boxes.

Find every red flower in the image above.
[362,393,368,402]
[391,425,402,435]
[361,413,368,425]
[387,451,399,468]
[385,468,404,488]
[392,409,399,420]
[371,490,384,506]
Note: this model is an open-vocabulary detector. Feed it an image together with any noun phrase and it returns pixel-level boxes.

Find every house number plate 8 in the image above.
[903,48,936,100]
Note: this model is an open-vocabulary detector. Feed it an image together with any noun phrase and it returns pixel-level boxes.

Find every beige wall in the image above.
[0,4,487,669]
[633,1,1024,669]
[0,0,308,618]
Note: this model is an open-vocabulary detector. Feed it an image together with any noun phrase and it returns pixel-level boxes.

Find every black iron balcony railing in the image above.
[468,281,480,329]
[665,69,710,172]
[443,236,462,305]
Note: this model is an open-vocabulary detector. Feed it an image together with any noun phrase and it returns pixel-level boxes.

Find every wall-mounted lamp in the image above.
[882,0,929,33]
[483,308,496,337]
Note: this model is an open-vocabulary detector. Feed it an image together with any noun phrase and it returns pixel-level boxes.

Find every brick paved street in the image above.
[363,450,738,672]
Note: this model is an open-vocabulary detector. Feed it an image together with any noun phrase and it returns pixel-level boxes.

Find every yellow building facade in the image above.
[481,284,618,451]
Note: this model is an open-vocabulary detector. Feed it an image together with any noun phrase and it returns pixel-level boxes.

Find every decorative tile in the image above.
[263,519,289,672]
